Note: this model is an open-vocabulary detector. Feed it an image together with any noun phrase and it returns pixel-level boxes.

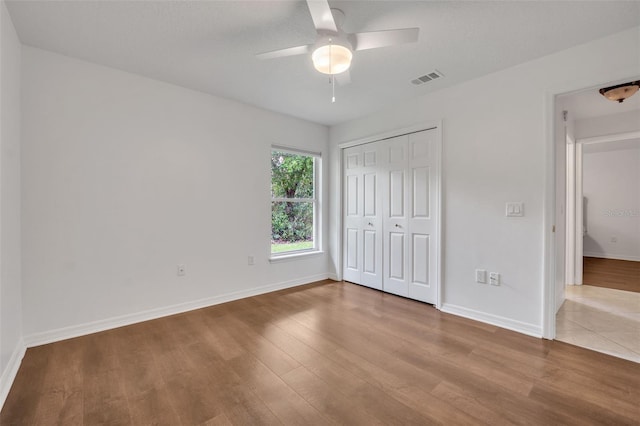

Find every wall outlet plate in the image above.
[177,264,186,276]
[490,272,500,286]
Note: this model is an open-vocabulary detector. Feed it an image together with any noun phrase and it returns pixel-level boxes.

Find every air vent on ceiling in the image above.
[411,70,444,86]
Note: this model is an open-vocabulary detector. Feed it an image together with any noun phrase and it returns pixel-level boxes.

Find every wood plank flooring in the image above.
[2,280,640,425]
[583,257,640,293]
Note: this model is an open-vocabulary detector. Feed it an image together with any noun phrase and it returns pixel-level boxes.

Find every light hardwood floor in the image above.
[2,280,640,425]
[583,257,640,293]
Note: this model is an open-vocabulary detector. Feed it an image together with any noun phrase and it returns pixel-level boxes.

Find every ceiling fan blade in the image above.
[256,44,311,60]
[336,70,351,86]
[352,28,419,51]
[307,0,338,33]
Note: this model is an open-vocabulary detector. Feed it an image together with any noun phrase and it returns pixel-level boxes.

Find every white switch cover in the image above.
[506,202,524,217]
[475,269,487,284]
[248,256,255,265]
[490,272,500,286]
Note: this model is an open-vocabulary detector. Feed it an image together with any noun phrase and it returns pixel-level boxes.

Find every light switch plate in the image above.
[506,202,524,217]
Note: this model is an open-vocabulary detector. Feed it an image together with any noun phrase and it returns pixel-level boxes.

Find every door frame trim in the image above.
[566,130,640,285]
[544,76,640,340]
[337,121,443,309]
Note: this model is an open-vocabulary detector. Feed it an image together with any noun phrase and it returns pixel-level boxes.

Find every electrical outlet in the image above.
[248,256,255,266]
[476,269,487,284]
[490,272,500,286]
[611,236,617,243]
[177,264,186,276]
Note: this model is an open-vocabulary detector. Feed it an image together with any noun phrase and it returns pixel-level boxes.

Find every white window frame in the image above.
[269,146,321,260]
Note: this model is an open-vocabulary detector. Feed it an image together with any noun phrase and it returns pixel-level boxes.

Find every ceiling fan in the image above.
[256,0,419,83]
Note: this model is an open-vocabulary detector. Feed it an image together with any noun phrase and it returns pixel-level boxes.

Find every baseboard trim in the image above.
[0,339,26,411]
[327,273,340,281]
[583,253,640,262]
[440,303,542,338]
[24,273,331,348]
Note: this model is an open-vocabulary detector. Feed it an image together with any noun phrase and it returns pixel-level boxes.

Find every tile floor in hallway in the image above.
[556,284,640,363]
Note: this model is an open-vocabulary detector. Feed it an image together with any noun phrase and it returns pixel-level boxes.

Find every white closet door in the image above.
[343,128,439,304]
[407,130,438,303]
[343,144,383,289]
[360,143,383,289]
[382,135,410,297]
[343,147,362,284]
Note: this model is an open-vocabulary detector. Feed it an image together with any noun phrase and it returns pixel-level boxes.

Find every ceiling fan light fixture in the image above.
[312,42,352,75]
[599,81,640,103]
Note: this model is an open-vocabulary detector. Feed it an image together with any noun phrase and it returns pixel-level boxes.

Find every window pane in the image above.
[271,201,314,253]
[271,151,314,199]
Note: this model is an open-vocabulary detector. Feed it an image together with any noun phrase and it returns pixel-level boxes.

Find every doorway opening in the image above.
[554,82,640,362]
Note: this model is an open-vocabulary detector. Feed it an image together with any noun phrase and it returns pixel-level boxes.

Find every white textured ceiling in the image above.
[6,0,640,126]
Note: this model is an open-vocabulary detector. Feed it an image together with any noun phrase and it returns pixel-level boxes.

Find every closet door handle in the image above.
[368,222,374,226]
[394,224,402,228]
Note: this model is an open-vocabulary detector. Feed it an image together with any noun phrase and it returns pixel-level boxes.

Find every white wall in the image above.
[0,0,23,406]
[582,144,640,261]
[576,110,640,140]
[21,47,330,341]
[329,26,640,336]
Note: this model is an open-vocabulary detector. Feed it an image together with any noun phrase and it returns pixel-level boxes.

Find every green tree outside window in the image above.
[271,151,316,254]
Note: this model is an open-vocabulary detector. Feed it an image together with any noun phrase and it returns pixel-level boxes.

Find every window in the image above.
[271,148,320,256]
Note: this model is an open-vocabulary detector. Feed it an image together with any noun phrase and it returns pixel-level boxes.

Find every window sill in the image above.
[269,250,324,263]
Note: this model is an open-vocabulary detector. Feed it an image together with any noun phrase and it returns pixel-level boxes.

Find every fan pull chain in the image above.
[329,39,336,103]
[332,75,336,103]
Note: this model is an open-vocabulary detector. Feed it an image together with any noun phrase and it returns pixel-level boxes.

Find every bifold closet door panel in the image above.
[343,144,383,290]
[407,130,438,303]
[361,143,383,289]
[343,146,362,284]
[382,135,410,298]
